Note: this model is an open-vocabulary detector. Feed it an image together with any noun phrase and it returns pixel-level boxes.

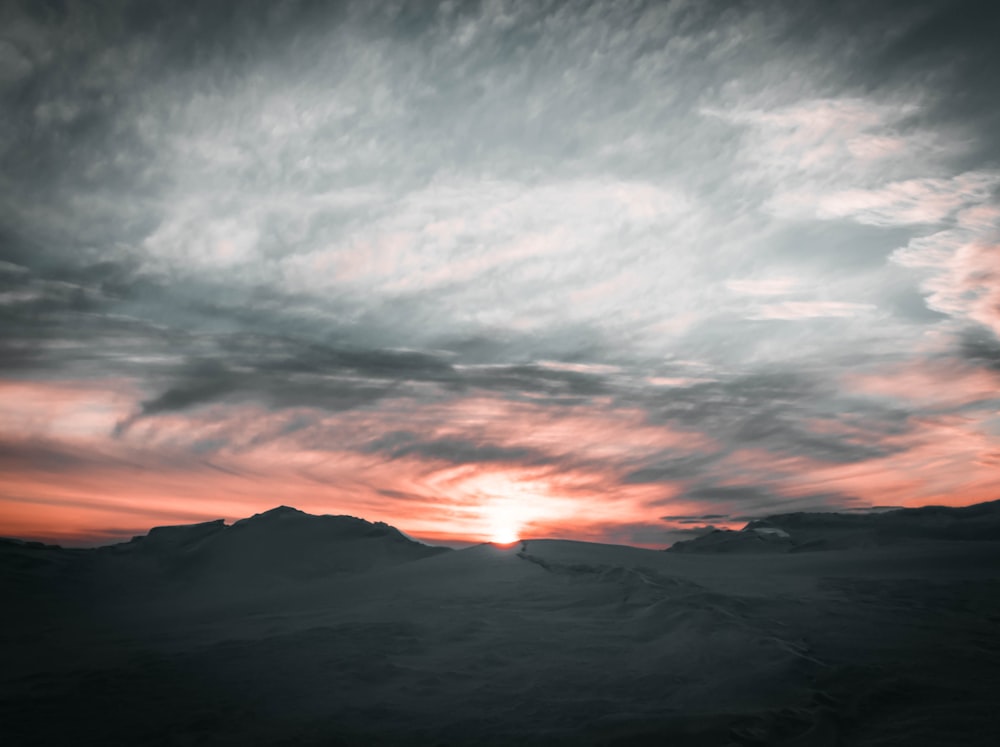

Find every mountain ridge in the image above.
[669,498,1000,553]
[1,507,451,596]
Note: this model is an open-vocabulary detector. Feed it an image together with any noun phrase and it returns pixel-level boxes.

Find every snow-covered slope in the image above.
[668,499,1000,553]
[4,504,1000,745]
[101,506,449,592]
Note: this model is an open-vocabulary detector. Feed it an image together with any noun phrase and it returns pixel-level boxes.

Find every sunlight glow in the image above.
[485,492,527,545]
[490,522,520,545]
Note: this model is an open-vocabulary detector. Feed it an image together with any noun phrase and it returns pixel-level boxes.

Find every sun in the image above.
[478,478,537,545]
[487,510,522,545]
[490,524,520,545]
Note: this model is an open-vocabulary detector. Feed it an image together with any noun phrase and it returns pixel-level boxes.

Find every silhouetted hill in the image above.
[1,508,449,600]
[668,499,1000,552]
[103,506,451,586]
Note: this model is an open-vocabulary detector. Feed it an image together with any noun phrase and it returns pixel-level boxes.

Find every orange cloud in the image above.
[845,360,1000,409]
[1,384,707,547]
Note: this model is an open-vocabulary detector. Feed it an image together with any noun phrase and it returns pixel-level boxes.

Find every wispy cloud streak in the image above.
[2,0,1000,545]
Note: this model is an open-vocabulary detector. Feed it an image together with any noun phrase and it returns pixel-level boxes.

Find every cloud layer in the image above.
[2,0,999,546]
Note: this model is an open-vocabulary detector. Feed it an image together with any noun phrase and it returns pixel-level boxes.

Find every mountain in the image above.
[4,502,1000,745]
[91,506,452,597]
[1,507,449,604]
[668,499,1000,553]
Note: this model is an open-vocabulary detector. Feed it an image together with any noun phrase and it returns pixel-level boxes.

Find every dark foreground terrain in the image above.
[3,503,1000,745]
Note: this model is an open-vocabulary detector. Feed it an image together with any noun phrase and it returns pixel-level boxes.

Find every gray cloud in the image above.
[958,328,1000,373]
[364,431,550,467]
[639,370,912,461]
[621,452,725,485]
[2,0,1000,540]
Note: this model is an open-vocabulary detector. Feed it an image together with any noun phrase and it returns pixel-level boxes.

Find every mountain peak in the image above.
[228,507,411,542]
[259,505,305,517]
[230,506,308,527]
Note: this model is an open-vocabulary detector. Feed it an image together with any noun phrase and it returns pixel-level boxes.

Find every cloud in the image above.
[958,328,1000,372]
[746,301,877,320]
[363,431,550,468]
[725,277,801,296]
[845,358,1000,411]
[2,0,1000,544]
[892,204,1000,337]
[804,172,999,227]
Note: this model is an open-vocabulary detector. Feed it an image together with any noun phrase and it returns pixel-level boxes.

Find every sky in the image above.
[1,0,999,548]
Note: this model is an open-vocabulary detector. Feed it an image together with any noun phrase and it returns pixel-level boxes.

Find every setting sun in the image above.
[485,497,524,545]
[490,524,520,545]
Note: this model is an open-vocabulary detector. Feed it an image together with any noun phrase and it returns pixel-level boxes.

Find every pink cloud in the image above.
[725,277,800,296]
[707,96,935,189]
[0,388,715,547]
[893,203,1000,336]
[815,172,999,227]
[645,376,713,388]
[846,361,1000,409]
[686,384,1000,519]
[0,379,139,439]
[747,301,876,320]
[783,414,1000,508]
[4,365,997,549]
